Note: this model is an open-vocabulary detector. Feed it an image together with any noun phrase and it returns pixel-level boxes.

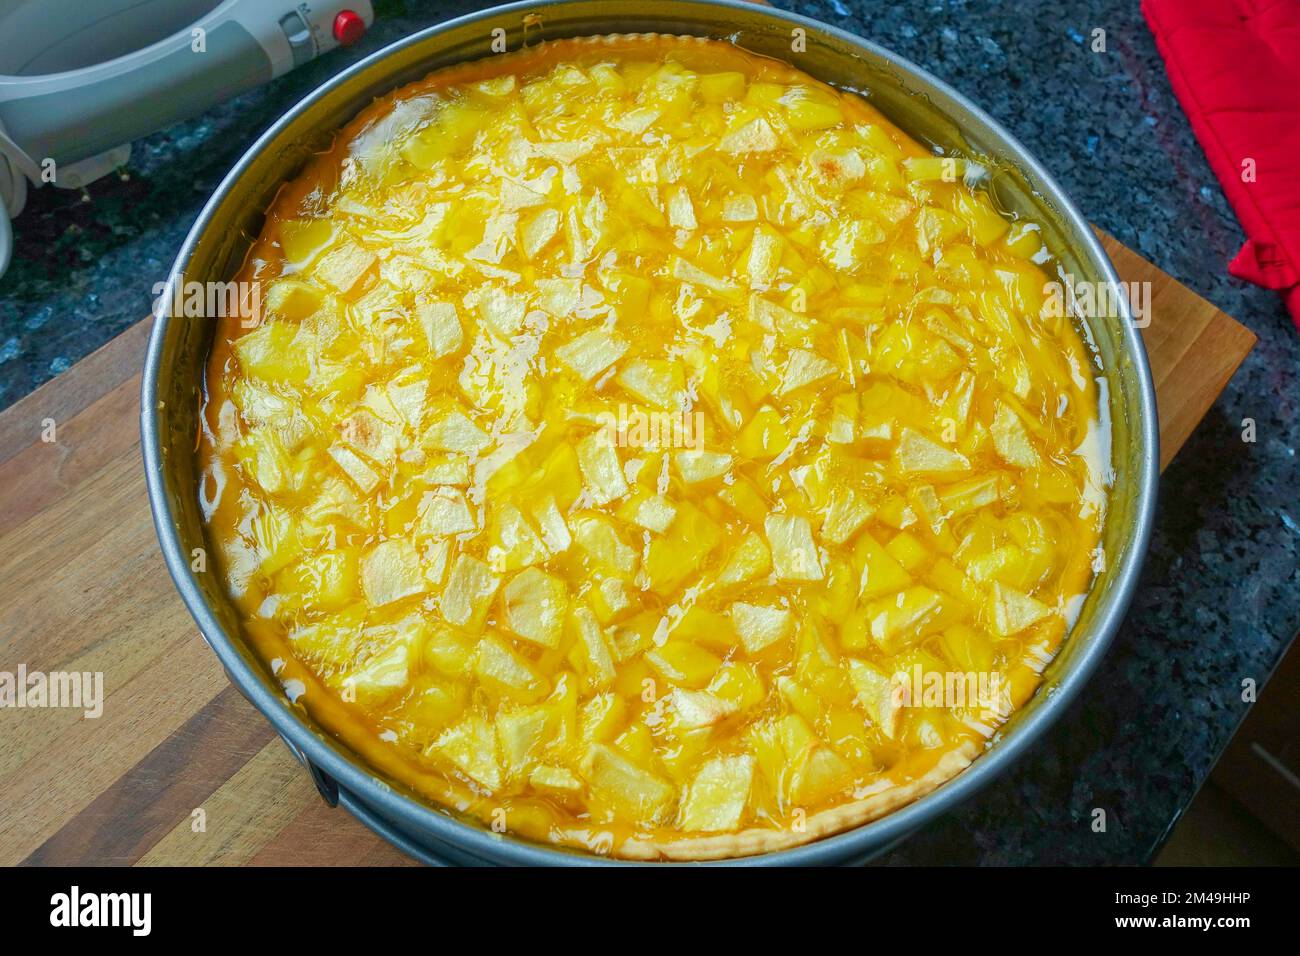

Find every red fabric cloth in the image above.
[1143,0,1300,329]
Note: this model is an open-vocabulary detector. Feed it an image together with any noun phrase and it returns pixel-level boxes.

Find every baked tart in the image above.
[199,35,1108,860]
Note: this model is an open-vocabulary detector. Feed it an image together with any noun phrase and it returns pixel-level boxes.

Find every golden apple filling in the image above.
[199,36,1108,858]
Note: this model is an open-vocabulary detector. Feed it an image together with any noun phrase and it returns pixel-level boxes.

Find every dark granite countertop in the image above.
[1,0,1295,864]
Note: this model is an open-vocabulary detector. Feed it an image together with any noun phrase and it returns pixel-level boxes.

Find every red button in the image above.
[333,9,365,46]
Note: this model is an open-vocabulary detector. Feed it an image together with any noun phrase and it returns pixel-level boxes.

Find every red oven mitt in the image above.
[1143,0,1300,329]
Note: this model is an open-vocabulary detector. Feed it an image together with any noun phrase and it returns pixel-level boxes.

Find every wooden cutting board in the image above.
[0,233,1254,866]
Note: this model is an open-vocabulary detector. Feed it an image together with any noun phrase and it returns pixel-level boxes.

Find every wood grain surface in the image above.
[0,233,1254,866]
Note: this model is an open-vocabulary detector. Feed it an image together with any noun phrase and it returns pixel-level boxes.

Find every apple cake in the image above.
[198,35,1108,859]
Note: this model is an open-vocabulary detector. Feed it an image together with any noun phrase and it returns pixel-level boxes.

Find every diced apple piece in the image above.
[611,106,661,135]
[667,186,697,230]
[278,219,337,268]
[781,87,842,130]
[467,211,518,266]
[534,136,594,162]
[729,602,793,653]
[467,284,527,339]
[535,278,583,318]
[338,408,400,465]
[954,189,1011,245]
[589,575,632,624]
[1004,221,1044,260]
[231,379,293,429]
[847,659,903,739]
[474,634,549,702]
[440,554,501,630]
[735,405,791,461]
[938,475,1000,516]
[776,713,818,764]
[360,539,425,606]
[885,531,930,572]
[401,103,484,166]
[669,606,734,652]
[821,218,886,271]
[521,207,561,258]
[718,474,769,527]
[991,402,1041,469]
[415,300,463,357]
[597,270,651,314]
[487,503,549,571]
[423,406,490,454]
[495,706,549,780]
[421,624,476,678]
[315,238,377,295]
[707,662,766,712]
[670,688,738,730]
[820,488,874,545]
[235,428,295,496]
[428,715,502,790]
[531,495,572,554]
[646,642,723,688]
[416,487,475,538]
[964,544,1026,585]
[263,278,324,322]
[530,764,584,796]
[617,358,685,409]
[582,744,675,825]
[673,450,731,484]
[811,147,866,185]
[748,294,814,339]
[642,503,722,594]
[422,455,470,487]
[617,716,663,771]
[863,585,945,651]
[746,225,784,289]
[826,393,857,444]
[902,156,966,182]
[700,71,746,103]
[717,531,772,586]
[720,117,778,154]
[503,567,568,648]
[580,691,626,742]
[385,375,427,431]
[893,428,971,477]
[617,490,677,533]
[789,744,854,804]
[398,677,467,738]
[722,194,758,222]
[422,539,453,589]
[778,348,838,396]
[673,254,743,297]
[940,622,996,674]
[500,179,548,211]
[287,550,358,611]
[576,431,629,505]
[571,606,617,690]
[234,322,310,385]
[989,582,1052,636]
[572,514,638,575]
[777,675,823,726]
[554,328,629,381]
[765,514,824,581]
[678,755,754,831]
[345,635,412,705]
[302,476,368,530]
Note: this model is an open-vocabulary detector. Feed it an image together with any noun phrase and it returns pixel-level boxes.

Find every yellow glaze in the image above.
[199,35,1107,857]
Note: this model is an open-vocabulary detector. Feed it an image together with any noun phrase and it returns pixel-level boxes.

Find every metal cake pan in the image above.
[142,0,1159,865]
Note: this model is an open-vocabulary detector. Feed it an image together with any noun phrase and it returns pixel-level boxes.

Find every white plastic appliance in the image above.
[0,0,375,276]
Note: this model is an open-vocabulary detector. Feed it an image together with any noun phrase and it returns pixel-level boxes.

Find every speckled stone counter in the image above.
[1,0,1295,864]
